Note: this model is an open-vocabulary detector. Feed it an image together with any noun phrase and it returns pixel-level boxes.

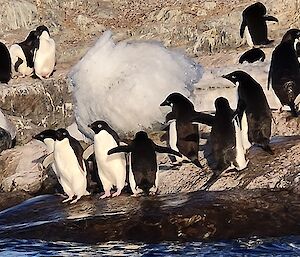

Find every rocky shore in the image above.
[0,0,300,242]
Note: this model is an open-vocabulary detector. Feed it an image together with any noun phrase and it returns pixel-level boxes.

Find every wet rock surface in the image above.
[0,189,299,243]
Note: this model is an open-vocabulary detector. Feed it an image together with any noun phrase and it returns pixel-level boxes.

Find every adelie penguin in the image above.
[223,71,273,154]
[9,30,38,77]
[0,42,12,83]
[34,25,56,79]
[240,2,278,47]
[33,129,69,193]
[239,48,265,64]
[42,128,89,204]
[268,29,300,117]
[160,93,213,167]
[108,131,181,196]
[84,120,126,199]
[192,97,248,172]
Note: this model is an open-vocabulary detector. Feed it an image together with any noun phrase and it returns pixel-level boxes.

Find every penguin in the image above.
[268,29,300,117]
[108,131,181,196]
[9,30,38,77]
[239,48,265,64]
[223,70,273,154]
[33,25,56,79]
[160,93,213,167]
[240,2,278,47]
[192,97,248,172]
[87,120,126,199]
[0,42,11,83]
[53,128,89,203]
[33,129,74,198]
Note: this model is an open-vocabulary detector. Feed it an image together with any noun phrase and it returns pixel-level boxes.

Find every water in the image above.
[1,236,300,256]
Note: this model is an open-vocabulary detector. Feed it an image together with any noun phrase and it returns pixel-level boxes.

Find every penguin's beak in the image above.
[222,74,229,80]
[160,100,170,106]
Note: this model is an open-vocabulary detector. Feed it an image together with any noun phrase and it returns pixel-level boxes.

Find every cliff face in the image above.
[0,0,300,207]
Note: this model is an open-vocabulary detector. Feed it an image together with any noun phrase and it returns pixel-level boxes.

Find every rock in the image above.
[0,74,73,144]
[0,191,31,211]
[0,140,57,194]
[0,189,299,243]
[158,135,300,194]
[0,1,37,32]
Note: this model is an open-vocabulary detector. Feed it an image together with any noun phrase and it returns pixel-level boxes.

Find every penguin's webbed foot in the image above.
[100,190,111,199]
[70,196,81,204]
[62,195,74,203]
[112,189,122,197]
[149,186,157,196]
[262,144,274,155]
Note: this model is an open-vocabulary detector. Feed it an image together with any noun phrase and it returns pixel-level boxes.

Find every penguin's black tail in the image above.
[139,179,152,195]
[289,103,299,117]
[192,159,203,168]
[262,144,274,155]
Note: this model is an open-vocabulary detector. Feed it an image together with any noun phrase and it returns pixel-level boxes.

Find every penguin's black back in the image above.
[242,2,269,45]
[0,42,11,83]
[269,41,300,105]
[238,73,272,145]
[18,31,38,68]
[211,98,236,170]
[239,48,265,64]
[131,133,157,193]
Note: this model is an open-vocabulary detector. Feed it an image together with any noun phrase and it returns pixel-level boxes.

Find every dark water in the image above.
[1,236,300,256]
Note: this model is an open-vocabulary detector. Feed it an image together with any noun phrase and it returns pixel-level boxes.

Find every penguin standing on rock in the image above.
[160,92,213,167]
[268,29,300,117]
[34,25,56,79]
[223,71,273,154]
[86,120,126,199]
[240,2,278,47]
[192,97,248,172]
[9,31,38,77]
[43,128,89,204]
[108,131,181,196]
[0,42,12,83]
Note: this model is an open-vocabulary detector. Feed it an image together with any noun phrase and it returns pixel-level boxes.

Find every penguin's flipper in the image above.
[191,111,215,126]
[240,19,246,38]
[154,145,182,157]
[267,59,273,90]
[165,111,176,123]
[264,15,278,22]
[108,145,131,155]
[43,153,54,168]
[14,57,23,72]
[233,98,247,125]
[83,144,94,160]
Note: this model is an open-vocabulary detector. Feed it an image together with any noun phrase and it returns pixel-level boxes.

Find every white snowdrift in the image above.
[69,31,203,137]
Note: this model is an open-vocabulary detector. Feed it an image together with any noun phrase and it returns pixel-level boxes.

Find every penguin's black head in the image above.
[243,2,266,17]
[160,92,194,110]
[33,129,56,142]
[88,120,110,134]
[55,128,69,141]
[25,30,38,44]
[215,97,230,111]
[222,70,249,85]
[281,29,300,43]
[135,131,149,141]
[35,25,50,37]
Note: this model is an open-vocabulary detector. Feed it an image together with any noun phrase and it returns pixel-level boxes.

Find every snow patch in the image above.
[69,31,203,137]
